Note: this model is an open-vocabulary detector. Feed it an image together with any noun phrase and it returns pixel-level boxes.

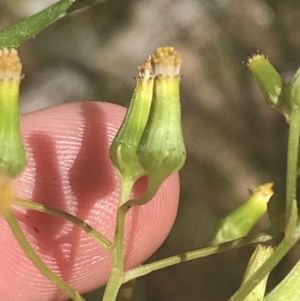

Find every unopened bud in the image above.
[211,183,273,245]
[125,47,186,207]
[0,48,27,178]
[110,58,154,181]
[247,53,290,120]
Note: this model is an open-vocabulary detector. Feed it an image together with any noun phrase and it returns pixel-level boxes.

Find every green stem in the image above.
[124,231,275,282]
[4,209,86,301]
[285,104,300,233]
[229,90,300,301]
[14,198,112,251]
[102,179,134,301]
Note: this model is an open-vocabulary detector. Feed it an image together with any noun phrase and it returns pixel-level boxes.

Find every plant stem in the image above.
[102,179,134,301]
[229,91,300,301]
[285,104,300,233]
[4,209,86,301]
[14,198,112,251]
[229,200,299,301]
[124,231,275,282]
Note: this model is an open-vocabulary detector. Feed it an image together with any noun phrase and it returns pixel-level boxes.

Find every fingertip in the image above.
[0,101,180,300]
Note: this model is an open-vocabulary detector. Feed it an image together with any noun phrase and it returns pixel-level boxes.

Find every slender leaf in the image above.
[0,0,75,48]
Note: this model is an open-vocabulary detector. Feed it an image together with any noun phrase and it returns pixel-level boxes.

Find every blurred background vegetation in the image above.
[1,0,300,300]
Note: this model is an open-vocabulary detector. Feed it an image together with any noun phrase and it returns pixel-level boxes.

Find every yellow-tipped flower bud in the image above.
[247,53,290,120]
[125,47,186,207]
[211,183,274,245]
[0,48,27,178]
[110,57,154,181]
[241,245,273,301]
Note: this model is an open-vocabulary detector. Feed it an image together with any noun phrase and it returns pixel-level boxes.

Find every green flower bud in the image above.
[247,53,291,120]
[125,47,186,207]
[265,257,300,301]
[211,183,273,245]
[241,245,273,301]
[0,48,27,178]
[110,58,154,181]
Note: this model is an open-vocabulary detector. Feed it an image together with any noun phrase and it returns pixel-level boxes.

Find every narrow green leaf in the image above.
[0,0,75,49]
[289,65,300,107]
[265,257,300,301]
[242,245,273,301]
[67,0,100,13]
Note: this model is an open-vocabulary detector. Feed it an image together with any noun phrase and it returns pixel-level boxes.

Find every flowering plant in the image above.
[1,2,300,301]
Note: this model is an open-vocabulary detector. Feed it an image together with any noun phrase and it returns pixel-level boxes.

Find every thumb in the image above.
[0,101,180,301]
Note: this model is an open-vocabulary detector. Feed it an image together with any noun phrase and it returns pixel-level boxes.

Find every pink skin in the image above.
[0,101,180,301]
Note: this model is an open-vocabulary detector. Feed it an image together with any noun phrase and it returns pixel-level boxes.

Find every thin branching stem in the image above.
[14,198,113,251]
[229,200,299,301]
[229,98,300,300]
[4,209,86,301]
[124,231,275,282]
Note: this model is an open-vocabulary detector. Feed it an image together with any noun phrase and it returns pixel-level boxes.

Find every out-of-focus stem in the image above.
[14,197,112,251]
[124,231,275,282]
[285,104,300,234]
[4,209,86,301]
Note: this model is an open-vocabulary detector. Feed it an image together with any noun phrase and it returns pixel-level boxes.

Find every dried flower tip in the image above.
[253,182,274,204]
[138,56,153,80]
[0,48,22,82]
[246,53,270,68]
[151,46,182,77]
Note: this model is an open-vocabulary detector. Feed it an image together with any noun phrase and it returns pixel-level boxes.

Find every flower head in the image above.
[0,48,27,178]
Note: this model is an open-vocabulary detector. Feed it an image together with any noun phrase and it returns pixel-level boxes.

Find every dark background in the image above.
[1,0,299,300]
